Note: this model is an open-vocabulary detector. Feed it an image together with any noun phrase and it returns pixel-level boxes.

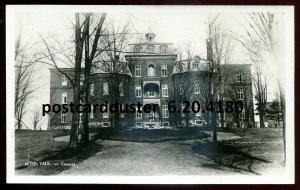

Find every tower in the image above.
[145,28,156,42]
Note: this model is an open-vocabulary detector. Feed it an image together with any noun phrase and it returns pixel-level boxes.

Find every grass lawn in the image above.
[14,127,285,175]
[15,130,68,169]
[213,127,285,174]
[15,128,208,175]
[15,130,103,175]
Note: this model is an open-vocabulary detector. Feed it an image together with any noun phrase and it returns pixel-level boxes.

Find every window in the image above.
[119,82,124,96]
[179,85,184,95]
[192,62,198,69]
[79,113,83,122]
[135,85,142,97]
[239,110,245,119]
[237,88,244,100]
[61,112,67,123]
[148,64,155,76]
[136,122,142,128]
[103,82,109,95]
[62,92,67,104]
[102,122,110,127]
[90,84,94,96]
[237,72,243,82]
[80,94,84,104]
[162,122,169,127]
[135,65,141,77]
[149,90,155,97]
[181,103,185,117]
[120,104,125,118]
[195,120,202,125]
[120,113,125,118]
[162,105,169,118]
[103,110,109,118]
[160,45,168,53]
[162,84,168,97]
[147,45,155,53]
[90,106,94,119]
[136,108,142,118]
[161,65,167,76]
[195,85,200,94]
[133,45,142,53]
[195,104,201,116]
[80,74,84,86]
[62,75,67,86]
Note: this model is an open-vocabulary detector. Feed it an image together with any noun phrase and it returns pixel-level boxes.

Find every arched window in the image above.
[103,82,109,95]
[147,45,155,53]
[148,64,155,76]
[160,45,168,53]
[192,61,199,69]
[133,45,142,53]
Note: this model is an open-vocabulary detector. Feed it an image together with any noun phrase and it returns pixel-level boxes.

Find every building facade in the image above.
[49,31,255,129]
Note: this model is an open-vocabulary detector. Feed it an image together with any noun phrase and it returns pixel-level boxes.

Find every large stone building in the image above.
[49,30,255,129]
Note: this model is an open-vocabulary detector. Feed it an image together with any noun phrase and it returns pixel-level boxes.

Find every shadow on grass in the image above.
[192,141,271,175]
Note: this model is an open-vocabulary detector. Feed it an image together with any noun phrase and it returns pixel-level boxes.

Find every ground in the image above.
[15,128,285,176]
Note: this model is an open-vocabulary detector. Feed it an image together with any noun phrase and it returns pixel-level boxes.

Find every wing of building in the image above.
[49,30,254,130]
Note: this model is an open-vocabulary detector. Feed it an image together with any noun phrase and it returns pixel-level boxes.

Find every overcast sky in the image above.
[10,6,290,129]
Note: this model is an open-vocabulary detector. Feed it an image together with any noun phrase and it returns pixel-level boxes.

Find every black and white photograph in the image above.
[6,5,294,184]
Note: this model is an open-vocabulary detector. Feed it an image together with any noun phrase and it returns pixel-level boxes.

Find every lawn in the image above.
[14,127,285,175]
[14,127,208,175]
[204,127,286,174]
[15,130,104,175]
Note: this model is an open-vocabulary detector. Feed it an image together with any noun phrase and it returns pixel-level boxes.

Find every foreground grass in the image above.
[15,130,68,170]
[15,130,104,175]
[15,127,284,175]
[224,128,285,169]
[15,128,207,175]
[193,127,285,174]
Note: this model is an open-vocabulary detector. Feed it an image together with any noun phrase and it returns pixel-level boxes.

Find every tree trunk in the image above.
[259,113,265,128]
[81,14,91,147]
[81,13,106,146]
[212,111,217,142]
[69,13,87,149]
[279,87,286,161]
[69,86,80,149]
[17,120,21,130]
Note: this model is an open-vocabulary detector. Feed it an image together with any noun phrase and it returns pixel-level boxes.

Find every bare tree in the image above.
[15,19,39,130]
[31,107,45,130]
[250,47,269,128]
[39,13,90,149]
[232,13,286,153]
[93,20,132,128]
[81,13,107,146]
[173,43,197,128]
[207,14,235,142]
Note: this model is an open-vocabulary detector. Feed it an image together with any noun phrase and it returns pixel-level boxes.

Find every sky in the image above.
[11,6,290,129]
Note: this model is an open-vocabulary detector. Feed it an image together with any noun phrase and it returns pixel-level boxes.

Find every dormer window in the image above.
[133,45,142,53]
[147,45,155,53]
[192,61,199,69]
[160,45,168,53]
